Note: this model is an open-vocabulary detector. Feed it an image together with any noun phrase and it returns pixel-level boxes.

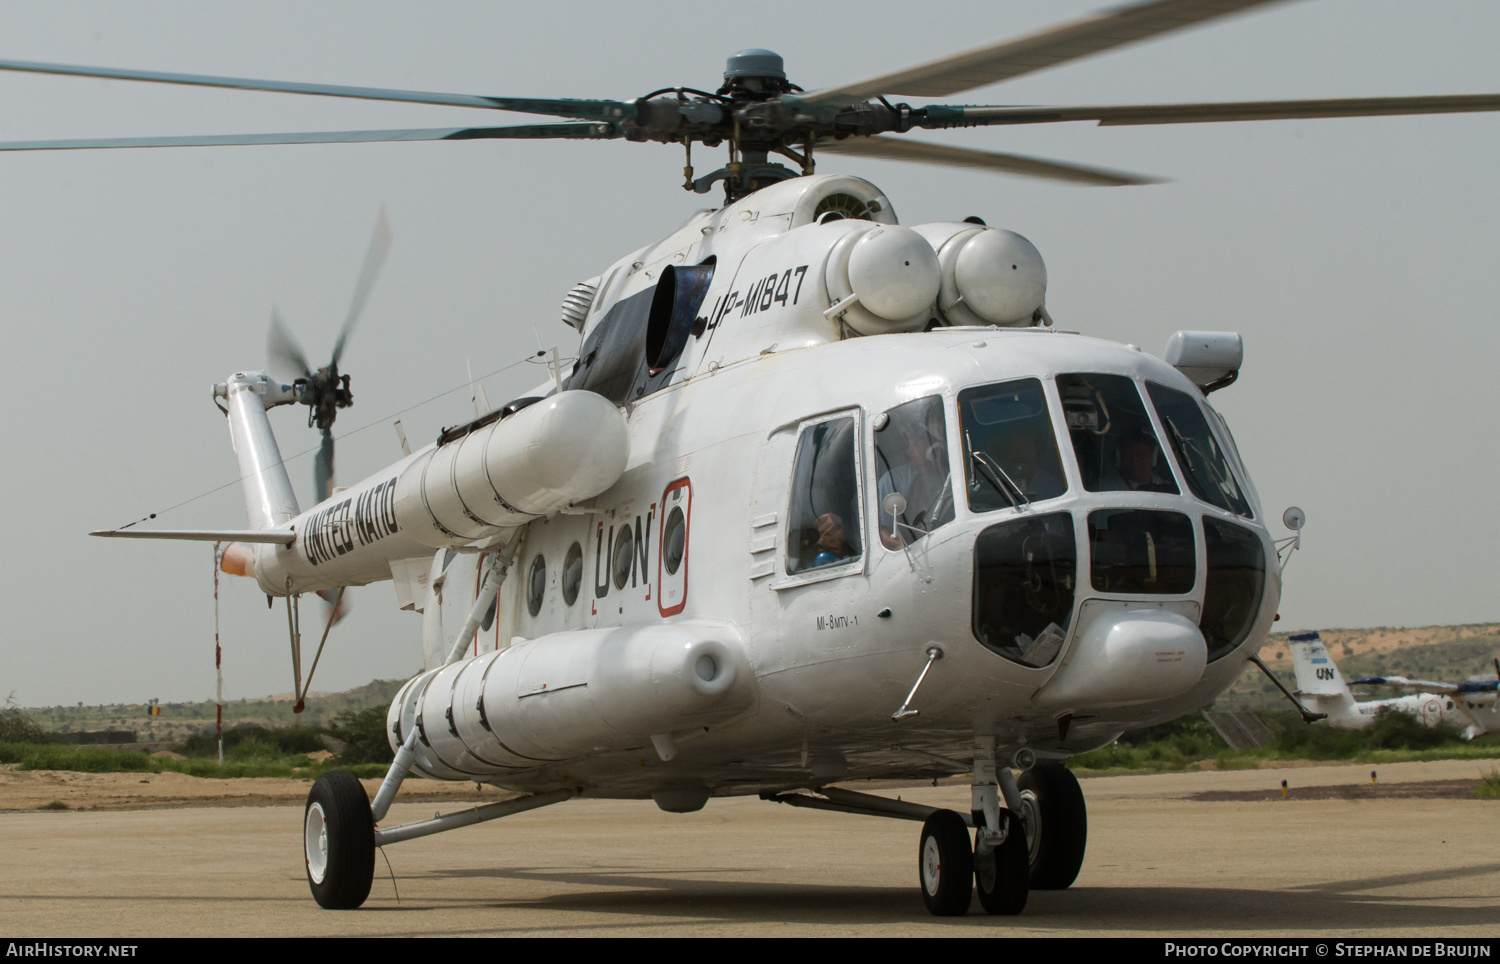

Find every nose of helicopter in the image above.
[1031,606,1207,708]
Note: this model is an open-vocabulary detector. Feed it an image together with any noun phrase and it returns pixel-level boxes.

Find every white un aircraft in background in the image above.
[1289,633,1500,741]
[7,0,1497,916]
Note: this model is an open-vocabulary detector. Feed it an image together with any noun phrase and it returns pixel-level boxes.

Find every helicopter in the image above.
[8,0,1497,917]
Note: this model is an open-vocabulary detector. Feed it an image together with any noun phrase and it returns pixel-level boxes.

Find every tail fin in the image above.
[219,372,301,529]
[1289,632,1347,694]
[1289,631,1359,721]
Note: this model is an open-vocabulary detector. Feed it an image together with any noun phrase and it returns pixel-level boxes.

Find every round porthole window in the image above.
[612,525,635,590]
[562,542,583,606]
[526,553,546,617]
[663,506,686,575]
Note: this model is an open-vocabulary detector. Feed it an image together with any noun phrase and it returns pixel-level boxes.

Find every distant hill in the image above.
[1215,623,1500,713]
[20,678,411,743]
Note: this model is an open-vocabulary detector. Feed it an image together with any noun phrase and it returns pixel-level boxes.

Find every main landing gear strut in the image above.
[765,740,1088,917]
[301,729,574,909]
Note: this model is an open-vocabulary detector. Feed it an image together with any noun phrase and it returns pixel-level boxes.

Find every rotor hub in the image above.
[723,48,785,83]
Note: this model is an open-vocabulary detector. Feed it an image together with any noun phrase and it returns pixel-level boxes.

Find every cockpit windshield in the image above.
[1057,373,1178,495]
[1145,382,1252,518]
[957,378,1067,512]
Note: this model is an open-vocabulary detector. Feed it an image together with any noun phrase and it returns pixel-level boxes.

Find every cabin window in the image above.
[874,395,954,549]
[561,542,583,606]
[663,506,687,575]
[612,524,635,590]
[526,553,546,617]
[786,414,864,575]
[1145,382,1252,518]
[972,512,1076,666]
[958,378,1067,512]
[657,478,691,616]
[1201,518,1266,662]
[1057,373,1178,495]
[1087,509,1195,595]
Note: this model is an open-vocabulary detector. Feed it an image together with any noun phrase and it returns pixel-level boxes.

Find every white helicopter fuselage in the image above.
[227,173,1279,804]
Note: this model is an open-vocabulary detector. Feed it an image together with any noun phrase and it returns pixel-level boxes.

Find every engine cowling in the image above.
[392,390,629,548]
[824,224,941,335]
[914,223,1048,327]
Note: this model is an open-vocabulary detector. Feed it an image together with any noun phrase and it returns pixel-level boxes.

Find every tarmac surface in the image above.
[1,759,1496,937]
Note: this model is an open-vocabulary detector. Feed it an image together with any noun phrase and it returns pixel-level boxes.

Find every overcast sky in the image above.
[1,0,1496,707]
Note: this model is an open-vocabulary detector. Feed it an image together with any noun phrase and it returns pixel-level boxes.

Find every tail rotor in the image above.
[264,207,390,503]
[261,209,390,708]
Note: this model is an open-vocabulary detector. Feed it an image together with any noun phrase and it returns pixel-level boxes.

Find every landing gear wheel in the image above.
[974,808,1029,915]
[304,770,375,909]
[1017,763,1087,890]
[918,810,973,916]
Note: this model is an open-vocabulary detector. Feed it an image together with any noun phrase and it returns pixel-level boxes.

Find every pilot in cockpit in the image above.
[1104,428,1176,493]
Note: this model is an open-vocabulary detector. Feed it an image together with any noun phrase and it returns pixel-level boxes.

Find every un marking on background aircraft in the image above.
[1289,632,1500,741]
[7,0,1494,916]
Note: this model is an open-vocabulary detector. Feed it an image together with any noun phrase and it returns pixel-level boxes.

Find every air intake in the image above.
[560,277,600,331]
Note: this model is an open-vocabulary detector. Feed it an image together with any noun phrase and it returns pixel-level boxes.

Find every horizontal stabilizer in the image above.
[90,528,295,545]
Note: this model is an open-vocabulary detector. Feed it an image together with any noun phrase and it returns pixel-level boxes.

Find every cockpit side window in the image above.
[957,378,1067,512]
[786,415,864,575]
[873,395,954,549]
[1144,382,1253,518]
[1057,373,1178,495]
[1201,517,1266,661]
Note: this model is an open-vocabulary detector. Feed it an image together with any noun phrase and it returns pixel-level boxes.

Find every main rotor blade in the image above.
[795,0,1289,108]
[331,207,392,368]
[0,58,633,121]
[267,308,312,382]
[817,135,1157,186]
[0,122,619,152]
[919,93,1500,128]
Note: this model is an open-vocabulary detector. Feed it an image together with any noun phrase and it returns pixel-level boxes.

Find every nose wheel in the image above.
[918,808,1031,916]
[974,809,1029,915]
[918,810,973,915]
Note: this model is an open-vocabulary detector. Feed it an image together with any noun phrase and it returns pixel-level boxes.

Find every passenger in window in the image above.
[786,415,864,575]
[813,512,855,567]
[1107,430,1176,493]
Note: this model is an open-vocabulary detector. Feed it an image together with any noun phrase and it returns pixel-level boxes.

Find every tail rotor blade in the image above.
[316,587,351,628]
[314,427,335,503]
[331,207,392,367]
[268,308,313,381]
